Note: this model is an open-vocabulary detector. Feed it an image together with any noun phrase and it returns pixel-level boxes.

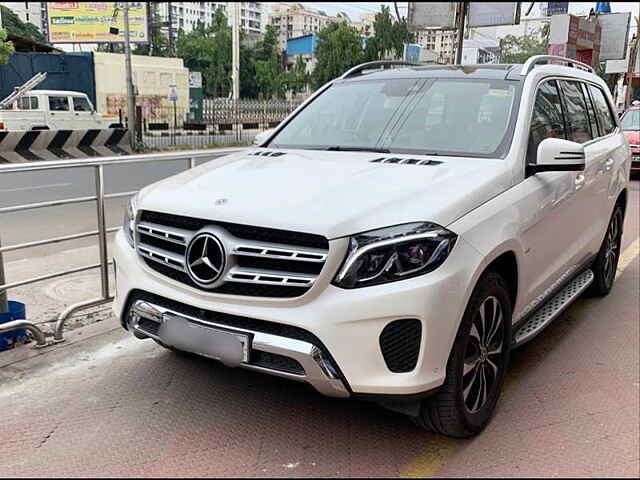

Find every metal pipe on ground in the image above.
[0,320,48,347]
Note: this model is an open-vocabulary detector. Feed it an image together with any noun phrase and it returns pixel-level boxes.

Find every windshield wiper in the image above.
[325,146,391,153]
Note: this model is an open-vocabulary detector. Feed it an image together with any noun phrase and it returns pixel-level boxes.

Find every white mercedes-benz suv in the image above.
[113,57,630,437]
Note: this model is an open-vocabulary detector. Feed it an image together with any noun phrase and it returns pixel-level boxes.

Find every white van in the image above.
[0,90,121,131]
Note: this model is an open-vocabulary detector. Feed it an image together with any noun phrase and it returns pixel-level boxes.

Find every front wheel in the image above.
[413,271,512,437]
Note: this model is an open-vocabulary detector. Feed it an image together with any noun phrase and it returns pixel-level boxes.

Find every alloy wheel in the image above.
[462,295,504,414]
[603,209,622,288]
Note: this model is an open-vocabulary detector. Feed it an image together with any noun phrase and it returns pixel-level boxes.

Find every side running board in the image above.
[512,269,594,348]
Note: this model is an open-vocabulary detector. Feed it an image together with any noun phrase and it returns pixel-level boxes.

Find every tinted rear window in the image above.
[588,85,616,135]
[620,110,639,131]
[559,80,593,143]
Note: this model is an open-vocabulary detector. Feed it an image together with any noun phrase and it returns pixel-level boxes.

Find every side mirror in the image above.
[253,129,275,146]
[528,138,585,174]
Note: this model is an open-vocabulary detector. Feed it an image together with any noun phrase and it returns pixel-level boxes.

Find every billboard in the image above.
[545,2,569,16]
[467,3,520,28]
[408,2,457,31]
[597,12,631,61]
[46,2,149,44]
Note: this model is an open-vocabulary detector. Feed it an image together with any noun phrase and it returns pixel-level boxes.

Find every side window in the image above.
[73,96,92,112]
[527,80,566,164]
[18,97,31,110]
[30,96,39,110]
[581,83,600,137]
[48,96,69,111]
[588,85,616,135]
[558,80,593,143]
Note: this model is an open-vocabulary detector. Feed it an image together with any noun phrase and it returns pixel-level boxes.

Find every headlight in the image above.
[333,222,457,289]
[123,195,138,248]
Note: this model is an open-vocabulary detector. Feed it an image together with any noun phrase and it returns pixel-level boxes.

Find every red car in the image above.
[620,105,640,177]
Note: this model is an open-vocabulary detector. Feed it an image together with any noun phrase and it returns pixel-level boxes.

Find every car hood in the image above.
[137,149,512,239]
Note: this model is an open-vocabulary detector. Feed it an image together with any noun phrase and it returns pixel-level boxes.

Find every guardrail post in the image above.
[188,157,196,169]
[0,235,8,313]
[95,165,109,301]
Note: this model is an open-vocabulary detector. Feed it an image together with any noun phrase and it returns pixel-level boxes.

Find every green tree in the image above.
[499,25,549,64]
[0,5,48,44]
[176,8,232,97]
[364,7,415,61]
[0,28,14,64]
[312,21,363,89]
[133,2,169,56]
[288,55,309,95]
[252,25,287,99]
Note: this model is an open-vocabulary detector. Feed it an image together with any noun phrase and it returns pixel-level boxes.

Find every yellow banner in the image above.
[46,2,149,44]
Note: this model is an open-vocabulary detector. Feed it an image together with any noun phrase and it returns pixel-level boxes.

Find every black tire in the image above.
[413,271,512,438]
[586,204,624,297]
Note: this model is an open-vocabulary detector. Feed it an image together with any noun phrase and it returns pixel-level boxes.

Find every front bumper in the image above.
[127,297,349,397]
[112,228,483,397]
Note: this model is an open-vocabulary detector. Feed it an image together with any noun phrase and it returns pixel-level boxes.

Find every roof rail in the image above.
[520,55,594,76]
[340,60,418,80]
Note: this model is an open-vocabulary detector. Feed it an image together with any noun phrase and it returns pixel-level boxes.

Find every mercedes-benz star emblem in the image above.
[185,233,225,287]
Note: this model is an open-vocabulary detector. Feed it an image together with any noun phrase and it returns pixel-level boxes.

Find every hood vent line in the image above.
[250,151,286,157]
[371,157,443,166]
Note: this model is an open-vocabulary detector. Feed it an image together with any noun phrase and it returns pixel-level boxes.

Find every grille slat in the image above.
[136,211,329,298]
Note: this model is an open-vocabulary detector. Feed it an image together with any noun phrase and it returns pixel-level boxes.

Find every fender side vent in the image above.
[371,157,442,166]
[380,319,422,373]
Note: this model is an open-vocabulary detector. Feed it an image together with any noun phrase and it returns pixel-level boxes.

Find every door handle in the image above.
[574,173,585,190]
[605,158,614,171]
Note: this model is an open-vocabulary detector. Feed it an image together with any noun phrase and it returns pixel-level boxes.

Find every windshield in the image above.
[269,78,519,157]
[620,110,640,131]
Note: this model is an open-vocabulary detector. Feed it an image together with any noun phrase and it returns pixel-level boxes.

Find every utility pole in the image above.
[232,2,240,142]
[123,1,136,149]
[455,2,467,64]
[168,1,174,56]
[231,2,240,101]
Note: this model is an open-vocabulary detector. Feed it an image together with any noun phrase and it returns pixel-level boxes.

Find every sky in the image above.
[298,2,639,26]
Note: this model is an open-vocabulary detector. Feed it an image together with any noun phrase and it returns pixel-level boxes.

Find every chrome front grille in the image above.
[135,211,329,298]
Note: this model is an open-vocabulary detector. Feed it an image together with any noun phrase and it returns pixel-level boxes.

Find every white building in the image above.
[157,2,265,43]
[0,1,44,31]
[416,30,457,64]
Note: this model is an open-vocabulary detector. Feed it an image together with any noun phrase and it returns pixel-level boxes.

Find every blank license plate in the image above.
[158,313,250,367]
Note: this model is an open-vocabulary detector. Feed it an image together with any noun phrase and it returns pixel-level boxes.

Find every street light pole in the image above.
[231,2,240,101]
[123,1,136,149]
[455,2,467,64]
[231,2,240,142]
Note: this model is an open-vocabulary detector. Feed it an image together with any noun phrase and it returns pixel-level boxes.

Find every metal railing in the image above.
[0,147,244,346]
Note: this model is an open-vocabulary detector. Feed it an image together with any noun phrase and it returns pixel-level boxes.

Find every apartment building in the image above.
[416,29,457,64]
[269,3,339,52]
[352,12,377,38]
[158,2,265,43]
[0,1,45,30]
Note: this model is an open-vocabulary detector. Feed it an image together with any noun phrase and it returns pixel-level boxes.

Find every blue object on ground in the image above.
[0,301,28,351]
